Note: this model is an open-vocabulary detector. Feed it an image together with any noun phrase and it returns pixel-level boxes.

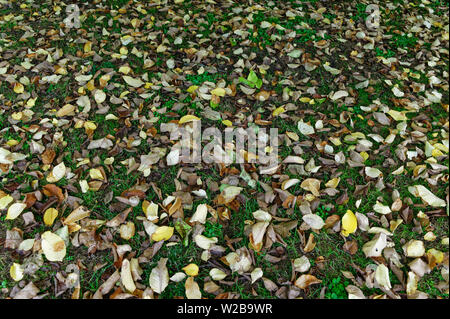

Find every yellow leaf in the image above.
[99,74,111,87]
[7,139,19,146]
[84,41,92,53]
[432,148,444,157]
[86,79,96,91]
[221,186,243,204]
[434,143,448,153]
[43,208,58,226]
[403,240,425,257]
[360,151,369,161]
[341,210,357,236]
[89,168,104,180]
[187,85,199,93]
[329,137,342,146]
[151,226,174,242]
[120,46,128,55]
[120,90,130,98]
[182,263,199,276]
[194,234,218,249]
[387,109,407,121]
[325,177,340,188]
[179,115,200,124]
[84,121,97,131]
[119,66,131,74]
[190,204,207,224]
[13,82,24,94]
[427,248,444,265]
[56,104,76,117]
[390,219,403,232]
[143,200,159,221]
[281,178,300,190]
[409,185,446,207]
[10,263,24,281]
[26,97,37,107]
[11,112,23,121]
[211,87,226,97]
[222,120,232,127]
[0,194,14,210]
[250,268,263,283]
[407,272,418,297]
[272,106,285,117]
[299,97,311,103]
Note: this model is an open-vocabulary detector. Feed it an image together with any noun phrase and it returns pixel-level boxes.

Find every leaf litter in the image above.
[0,0,448,299]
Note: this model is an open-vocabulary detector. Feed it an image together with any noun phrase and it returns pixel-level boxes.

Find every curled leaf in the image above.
[294,274,322,289]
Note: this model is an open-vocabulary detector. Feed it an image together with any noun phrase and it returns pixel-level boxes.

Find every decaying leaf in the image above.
[302,214,325,230]
[149,258,169,294]
[408,185,446,207]
[41,231,66,262]
[121,259,136,293]
[362,233,388,258]
[294,274,322,289]
[10,263,24,282]
[375,264,392,289]
[185,276,202,299]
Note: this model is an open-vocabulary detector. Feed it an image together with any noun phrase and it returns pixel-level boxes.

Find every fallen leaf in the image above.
[185,276,201,299]
[294,274,322,289]
[341,210,357,236]
[43,208,58,226]
[149,258,169,294]
[5,203,27,220]
[182,263,199,276]
[121,259,136,293]
[41,231,66,262]
[151,226,174,242]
